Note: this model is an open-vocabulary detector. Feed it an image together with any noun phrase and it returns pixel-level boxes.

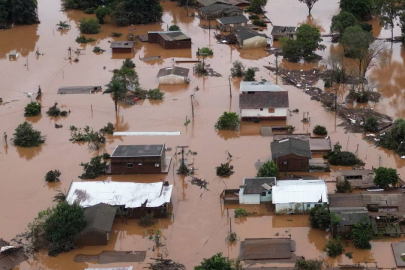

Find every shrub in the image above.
[216,163,234,177]
[194,62,206,74]
[234,208,247,218]
[325,142,362,166]
[147,88,164,100]
[197,47,213,56]
[243,67,255,81]
[295,258,323,270]
[257,160,279,177]
[225,232,237,243]
[47,103,68,117]
[45,170,61,182]
[139,213,157,227]
[169,24,180,31]
[194,253,232,270]
[215,112,240,131]
[324,237,344,258]
[75,35,95,43]
[348,89,370,103]
[93,46,104,52]
[313,125,327,135]
[79,155,108,179]
[13,122,45,147]
[122,58,135,68]
[231,60,245,77]
[83,7,95,14]
[364,117,379,132]
[379,119,405,155]
[102,153,111,159]
[352,218,373,249]
[308,205,330,230]
[374,167,399,190]
[336,179,352,193]
[249,14,259,20]
[111,31,122,37]
[24,101,41,116]
[79,17,100,34]
[253,20,266,27]
[99,122,115,135]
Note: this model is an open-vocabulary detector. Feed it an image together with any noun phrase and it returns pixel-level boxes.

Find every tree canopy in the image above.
[0,0,38,26]
[194,253,233,270]
[246,0,267,14]
[113,0,163,26]
[79,17,100,34]
[13,121,45,147]
[298,0,319,14]
[308,205,330,230]
[379,118,405,155]
[352,218,373,249]
[373,167,399,189]
[330,11,358,38]
[215,112,240,131]
[340,0,372,20]
[257,160,279,177]
[243,67,256,81]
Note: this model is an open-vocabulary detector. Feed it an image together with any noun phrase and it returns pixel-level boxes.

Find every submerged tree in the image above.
[13,121,45,147]
[79,17,100,34]
[308,205,330,230]
[352,218,373,249]
[324,237,344,258]
[215,112,240,131]
[298,0,319,14]
[340,0,372,20]
[379,0,398,41]
[103,78,126,112]
[113,0,163,26]
[373,167,399,190]
[194,253,233,270]
[231,60,245,77]
[24,101,41,117]
[246,0,267,14]
[330,11,358,38]
[79,155,108,179]
[56,21,71,29]
[169,24,180,31]
[257,160,279,177]
[243,67,255,81]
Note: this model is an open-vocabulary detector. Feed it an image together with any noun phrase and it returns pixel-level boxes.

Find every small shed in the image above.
[239,177,277,204]
[148,31,191,49]
[330,207,369,238]
[110,41,135,53]
[157,67,190,84]
[273,133,332,153]
[216,16,248,31]
[0,239,28,270]
[233,26,268,49]
[336,170,375,189]
[272,179,328,214]
[271,138,311,172]
[196,0,227,7]
[199,4,242,19]
[240,238,293,260]
[271,26,298,40]
[239,91,289,121]
[75,203,117,246]
[110,144,170,174]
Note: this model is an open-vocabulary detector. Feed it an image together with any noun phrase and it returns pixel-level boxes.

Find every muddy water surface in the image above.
[1,0,405,269]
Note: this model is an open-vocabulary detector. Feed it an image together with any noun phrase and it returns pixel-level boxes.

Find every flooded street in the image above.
[1,0,405,269]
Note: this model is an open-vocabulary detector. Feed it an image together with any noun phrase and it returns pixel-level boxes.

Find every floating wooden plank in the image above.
[113,132,181,136]
[58,86,102,95]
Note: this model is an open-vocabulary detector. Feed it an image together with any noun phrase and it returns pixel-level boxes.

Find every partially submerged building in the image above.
[239,177,277,204]
[271,26,297,40]
[199,4,242,20]
[148,31,191,49]
[75,203,117,246]
[272,179,328,214]
[233,26,268,49]
[57,86,102,95]
[271,138,311,172]
[66,181,173,218]
[157,67,190,84]
[273,133,332,154]
[240,238,294,260]
[110,41,135,53]
[196,0,227,7]
[0,239,28,270]
[329,207,369,238]
[336,170,376,189]
[110,144,171,174]
[216,16,248,31]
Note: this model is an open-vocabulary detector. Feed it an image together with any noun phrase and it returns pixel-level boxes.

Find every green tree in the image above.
[243,67,255,81]
[79,155,108,179]
[112,0,163,26]
[374,167,399,189]
[295,258,323,270]
[282,38,301,62]
[169,24,180,31]
[313,125,327,135]
[246,0,267,14]
[0,0,9,27]
[398,1,405,42]
[257,160,279,177]
[44,202,86,256]
[24,101,41,117]
[325,142,362,166]
[113,66,139,91]
[215,112,240,131]
[296,24,325,60]
[103,78,126,112]
[308,205,330,230]
[379,0,398,41]
[231,60,245,77]
[352,218,373,249]
[298,0,319,14]
[379,119,405,155]
[324,237,344,258]
[122,58,135,68]
[96,6,110,24]
[56,21,70,29]
[79,17,100,34]
[330,11,358,38]
[364,116,379,132]
[13,121,45,147]
[10,0,38,24]
[194,253,232,270]
[340,0,372,20]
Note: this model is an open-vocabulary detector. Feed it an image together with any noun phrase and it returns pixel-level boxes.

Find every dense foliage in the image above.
[122,58,135,68]
[324,237,344,258]
[24,101,41,117]
[197,47,213,56]
[0,0,38,26]
[45,170,61,182]
[79,155,108,179]
[95,6,110,23]
[325,143,362,166]
[79,17,100,34]
[47,103,68,117]
[256,160,279,177]
[313,125,327,135]
[104,79,126,112]
[298,0,319,14]
[234,208,247,218]
[215,112,240,131]
[373,167,399,189]
[169,24,180,31]
[75,35,95,43]
[341,25,373,58]
[194,253,233,270]
[295,258,323,270]
[243,67,255,81]
[309,205,330,230]
[139,213,156,227]
[252,19,266,27]
[336,179,352,193]
[379,119,405,155]
[99,122,115,134]
[216,163,234,177]
[340,0,372,20]
[364,116,379,132]
[13,121,45,147]
[352,218,373,249]
[246,0,267,14]
[147,88,164,100]
[330,11,358,38]
[231,60,245,77]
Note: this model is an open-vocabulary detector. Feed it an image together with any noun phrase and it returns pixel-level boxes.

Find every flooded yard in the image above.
[1,0,405,269]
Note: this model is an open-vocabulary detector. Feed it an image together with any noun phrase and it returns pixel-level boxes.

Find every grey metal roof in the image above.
[233,26,267,42]
[271,26,297,36]
[239,81,284,92]
[240,238,292,260]
[199,3,240,14]
[225,0,250,6]
[330,207,369,226]
[243,177,276,194]
[157,31,191,41]
[157,67,190,78]
[197,0,227,6]
[83,203,117,232]
[216,15,248,25]
[271,138,311,159]
[239,91,289,109]
[58,86,101,95]
[111,145,164,157]
[110,41,134,49]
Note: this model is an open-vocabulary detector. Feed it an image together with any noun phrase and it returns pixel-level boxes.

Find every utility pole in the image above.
[275,53,279,74]
[176,146,189,165]
[228,75,232,97]
[190,94,194,117]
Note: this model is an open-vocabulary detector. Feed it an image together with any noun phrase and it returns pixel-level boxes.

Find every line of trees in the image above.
[0,0,38,27]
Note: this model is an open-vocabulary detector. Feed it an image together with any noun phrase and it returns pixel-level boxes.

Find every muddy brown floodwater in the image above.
[1,0,405,269]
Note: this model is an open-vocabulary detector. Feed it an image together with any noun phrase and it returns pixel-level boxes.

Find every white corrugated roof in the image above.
[66,181,173,208]
[240,81,285,92]
[272,180,328,204]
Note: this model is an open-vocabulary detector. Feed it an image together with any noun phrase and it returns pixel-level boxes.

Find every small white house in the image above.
[157,67,190,84]
[239,177,276,204]
[272,179,328,214]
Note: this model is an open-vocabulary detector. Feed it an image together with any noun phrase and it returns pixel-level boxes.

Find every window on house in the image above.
[307,204,311,208]
[268,190,272,195]
[261,191,266,196]
[126,163,133,168]
[283,161,288,165]
[260,108,263,111]
[155,163,160,167]
[268,108,275,113]
[138,163,143,166]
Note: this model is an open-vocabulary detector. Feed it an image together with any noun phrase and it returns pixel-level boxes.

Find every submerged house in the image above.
[148,31,191,49]
[110,144,170,174]
[329,207,369,238]
[336,170,376,189]
[75,203,117,246]
[271,138,311,172]
[233,26,268,49]
[271,26,298,40]
[110,41,134,53]
[199,4,242,20]
[216,16,248,31]
[239,177,277,204]
[66,181,173,218]
[157,67,190,84]
[272,179,328,214]
[240,238,294,260]
[196,0,227,7]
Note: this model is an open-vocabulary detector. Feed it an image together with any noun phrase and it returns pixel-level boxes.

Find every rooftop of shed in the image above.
[271,138,311,159]
[83,203,117,232]
[271,26,297,35]
[338,170,375,177]
[216,15,248,25]
[239,91,289,109]
[157,66,190,78]
[329,207,369,226]
[149,31,191,41]
[240,238,292,260]
[110,41,134,49]
[111,145,164,157]
[243,177,277,194]
[272,180,328,204]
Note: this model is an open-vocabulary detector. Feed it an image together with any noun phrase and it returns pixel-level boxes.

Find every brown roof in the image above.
[329,193,364,208]
[240,238,292,260]
[239,92,289,109]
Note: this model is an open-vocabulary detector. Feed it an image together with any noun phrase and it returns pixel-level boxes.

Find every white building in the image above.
[239,177,277,204]
[157,66,190,84]
[239,81,289,120]
[233,26,268,49]
[272,179,328,214]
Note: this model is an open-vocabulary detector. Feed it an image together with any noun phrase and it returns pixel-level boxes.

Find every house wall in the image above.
[275,202,322,214]
[157,36,192,49]
[159,75,187,84]
[274,154,309,172]
[241,36,267,49]
[111,155,162,174]
[241,108,287,118]
[218,22,247,32]
[112,48,133,53]
[75,230,108,246]
[148,32,159,43]
[272,34,297,40]
[239,193,260,204]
